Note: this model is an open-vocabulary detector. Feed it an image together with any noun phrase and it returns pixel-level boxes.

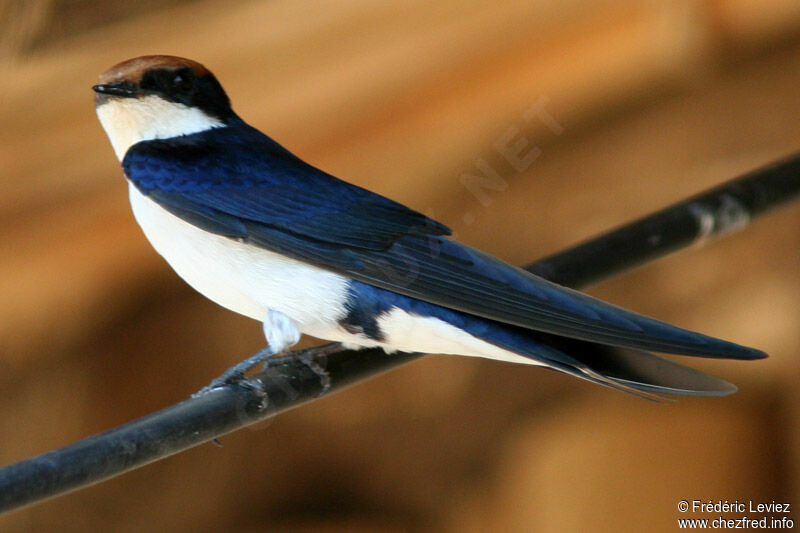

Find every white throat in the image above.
[95,95,224,160]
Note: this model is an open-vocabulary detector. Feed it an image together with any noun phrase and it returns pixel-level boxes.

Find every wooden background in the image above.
[1,1,799,531]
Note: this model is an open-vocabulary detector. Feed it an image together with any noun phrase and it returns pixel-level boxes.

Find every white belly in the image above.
[128,184,541,366]
[128,184,350,333]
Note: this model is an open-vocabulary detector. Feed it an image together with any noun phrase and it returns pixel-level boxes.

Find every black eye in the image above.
[169,69,194,94]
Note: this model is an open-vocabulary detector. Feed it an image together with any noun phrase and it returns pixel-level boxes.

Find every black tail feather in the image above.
[543,341,738,398]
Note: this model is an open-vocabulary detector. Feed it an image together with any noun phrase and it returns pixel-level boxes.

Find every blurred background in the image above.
[1,0,799,531]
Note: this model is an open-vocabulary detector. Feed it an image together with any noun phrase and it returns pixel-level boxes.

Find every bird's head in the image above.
[93,55,233,160]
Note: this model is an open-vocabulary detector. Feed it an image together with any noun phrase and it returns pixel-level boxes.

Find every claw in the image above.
[193,346,278,397]
[193,343,346,398]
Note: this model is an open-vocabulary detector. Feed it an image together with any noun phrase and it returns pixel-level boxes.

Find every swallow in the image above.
[93,55,765,398]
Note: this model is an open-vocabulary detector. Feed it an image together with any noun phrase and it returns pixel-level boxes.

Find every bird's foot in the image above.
[260,342,342,370]
[193,343,345,398]
[260,343,345,396]
[193,346,279,397]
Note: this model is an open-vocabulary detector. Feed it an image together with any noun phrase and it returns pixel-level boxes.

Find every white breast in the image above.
[128,184,351,333]
[129,185,543,365]
[103,102,541,364]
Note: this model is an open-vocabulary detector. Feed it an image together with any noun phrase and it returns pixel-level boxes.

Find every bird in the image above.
[93,55,766,398]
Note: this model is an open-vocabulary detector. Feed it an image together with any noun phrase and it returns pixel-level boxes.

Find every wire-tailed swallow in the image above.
[93,55,765,397]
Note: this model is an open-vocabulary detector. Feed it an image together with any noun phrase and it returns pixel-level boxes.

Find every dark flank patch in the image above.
[338,283,393,342]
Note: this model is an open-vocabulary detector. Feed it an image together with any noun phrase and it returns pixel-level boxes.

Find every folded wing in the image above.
[123,127,766,361]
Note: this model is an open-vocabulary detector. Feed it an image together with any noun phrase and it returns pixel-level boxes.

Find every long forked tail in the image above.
[547,345,737,400]
[493,331,740,400]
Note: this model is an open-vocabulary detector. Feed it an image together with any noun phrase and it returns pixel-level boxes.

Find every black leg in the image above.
[260,343,346,396]
[193,343,347,397]
[193,345,279,396]
[259,342,345,371]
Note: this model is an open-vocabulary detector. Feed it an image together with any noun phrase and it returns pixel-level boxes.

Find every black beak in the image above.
[92,81,139,98]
